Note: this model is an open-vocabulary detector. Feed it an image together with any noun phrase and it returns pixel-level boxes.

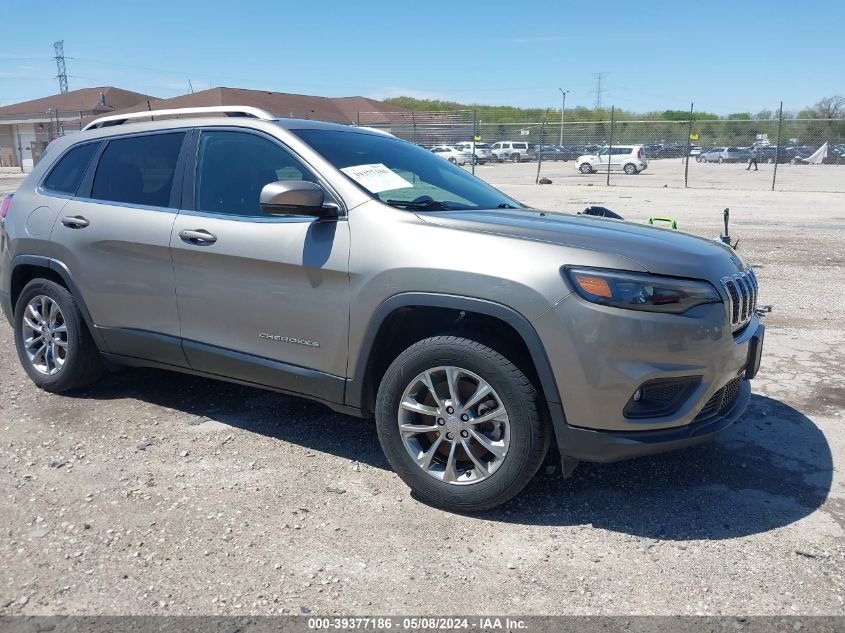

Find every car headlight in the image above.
[564,267,722,314]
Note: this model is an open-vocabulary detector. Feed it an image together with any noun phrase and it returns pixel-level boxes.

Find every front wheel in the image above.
[579,162,593,174]
[511,153,521,163]
[13,279,103,392]
[375,336,548,512]
[718,157,724,164]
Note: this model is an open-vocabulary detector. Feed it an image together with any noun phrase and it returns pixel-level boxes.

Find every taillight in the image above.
[0,194,12,219]
[637,148,642,160]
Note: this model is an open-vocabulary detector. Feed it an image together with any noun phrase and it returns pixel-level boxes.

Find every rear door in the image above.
[169,128,350,400]
[610,147,630,169]
[49,130,189,366]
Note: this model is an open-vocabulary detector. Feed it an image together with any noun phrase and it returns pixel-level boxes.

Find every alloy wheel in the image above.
[21,295,68,376]
[397,366,510,485]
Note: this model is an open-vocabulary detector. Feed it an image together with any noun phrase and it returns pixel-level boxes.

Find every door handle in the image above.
[179,229,217,244]
[61,215,89,229]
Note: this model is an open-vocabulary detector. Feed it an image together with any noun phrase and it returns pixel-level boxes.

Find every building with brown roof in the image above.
[0,86,411,170]
[0,87,154,169]
[92,87,410,125]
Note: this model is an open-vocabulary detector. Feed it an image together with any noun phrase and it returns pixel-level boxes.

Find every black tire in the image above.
[375,336,548,512]
[623,163,638,175]
[13,279,103,392]
[511,153,521,163]
[718,157,724,164]
[579,162,593,174]
[448,157,457,164]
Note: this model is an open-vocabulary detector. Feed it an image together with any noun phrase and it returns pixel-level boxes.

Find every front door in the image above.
[49,131,188,366]
[170,129,350,401]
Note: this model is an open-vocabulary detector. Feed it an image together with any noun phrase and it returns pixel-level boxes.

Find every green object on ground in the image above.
[647,216,678,229]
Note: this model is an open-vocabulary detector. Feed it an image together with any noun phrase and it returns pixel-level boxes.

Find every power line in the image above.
[53,41,68,93]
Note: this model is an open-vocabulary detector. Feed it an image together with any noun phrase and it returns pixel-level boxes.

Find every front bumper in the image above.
[533,287,763,460]
[554,377,750,462]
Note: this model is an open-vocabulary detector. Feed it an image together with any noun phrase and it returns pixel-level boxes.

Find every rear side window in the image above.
[91,132,185,207]
[43,143,98,195]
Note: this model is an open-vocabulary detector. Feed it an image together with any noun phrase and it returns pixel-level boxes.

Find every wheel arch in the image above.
[8,255,105,349]
[347,293,565,428]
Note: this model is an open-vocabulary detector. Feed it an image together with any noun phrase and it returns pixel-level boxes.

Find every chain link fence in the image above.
[2,107,841,193]
[357,109,845,193]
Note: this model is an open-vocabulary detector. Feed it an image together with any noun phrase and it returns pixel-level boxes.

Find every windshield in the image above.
[292,128,521,211]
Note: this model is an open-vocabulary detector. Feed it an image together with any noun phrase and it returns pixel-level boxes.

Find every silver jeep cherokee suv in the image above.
[0,106,764,512]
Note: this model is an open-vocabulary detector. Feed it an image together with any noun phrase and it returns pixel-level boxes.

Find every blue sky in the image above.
[1,0,842,114]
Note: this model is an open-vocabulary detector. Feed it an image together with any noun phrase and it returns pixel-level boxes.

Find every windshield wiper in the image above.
[497,203,518,209]
[385,199,469,211]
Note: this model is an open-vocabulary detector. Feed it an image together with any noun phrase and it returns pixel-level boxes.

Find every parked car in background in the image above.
[491,141,533,162]
[699,147,751,163]
[453,142,494,165]
[698,147,748,163]
[577,145,648,174]
[723,147,752,163]
[430,145,473,165]
[536,145,580,161]
[698,147,724,163]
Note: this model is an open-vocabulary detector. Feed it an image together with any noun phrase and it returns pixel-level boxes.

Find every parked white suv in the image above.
[577,145,648,175]
[453,142,494,165]
[491,141,533,163]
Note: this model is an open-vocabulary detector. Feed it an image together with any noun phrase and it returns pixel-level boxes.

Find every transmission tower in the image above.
[592,72,607,110]
[54,41,69,93]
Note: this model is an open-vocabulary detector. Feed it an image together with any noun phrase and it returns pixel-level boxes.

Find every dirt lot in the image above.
[0,169,843,616]
[472,155,845,193]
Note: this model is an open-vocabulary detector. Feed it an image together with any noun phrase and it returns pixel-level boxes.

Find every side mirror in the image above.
[259,181,338,218]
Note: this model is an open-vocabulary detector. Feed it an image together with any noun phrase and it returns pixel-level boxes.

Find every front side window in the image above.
[43,142,99,195]
[91,132,185,207]
[292,128,520,211]
[195,130,317,217]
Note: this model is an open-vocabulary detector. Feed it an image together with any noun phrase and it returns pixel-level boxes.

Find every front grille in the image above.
[720,376,742,412]
[721,268,758,330]
[694,375,743,422]
[641,381,685,402]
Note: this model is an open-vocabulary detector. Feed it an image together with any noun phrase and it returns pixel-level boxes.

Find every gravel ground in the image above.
[0,169,843,616]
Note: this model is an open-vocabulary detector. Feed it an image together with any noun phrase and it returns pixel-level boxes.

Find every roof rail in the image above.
[82,106,276,131]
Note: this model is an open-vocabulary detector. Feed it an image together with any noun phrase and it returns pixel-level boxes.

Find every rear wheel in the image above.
[375,336,548,512]
[13,279,103,392]
[623,163,638,175]
[448,157,457,164]
[579,162,593,174]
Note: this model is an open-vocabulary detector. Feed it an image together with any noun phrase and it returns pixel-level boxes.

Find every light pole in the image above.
[558,88,569,146]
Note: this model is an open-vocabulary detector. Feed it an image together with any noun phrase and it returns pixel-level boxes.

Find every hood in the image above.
[417,208,745,281]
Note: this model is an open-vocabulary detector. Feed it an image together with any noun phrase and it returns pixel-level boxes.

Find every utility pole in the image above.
[54,41,68,94]
[558,88,569,146]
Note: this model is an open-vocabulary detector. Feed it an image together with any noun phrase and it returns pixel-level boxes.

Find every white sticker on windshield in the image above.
[340,163,413,193]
